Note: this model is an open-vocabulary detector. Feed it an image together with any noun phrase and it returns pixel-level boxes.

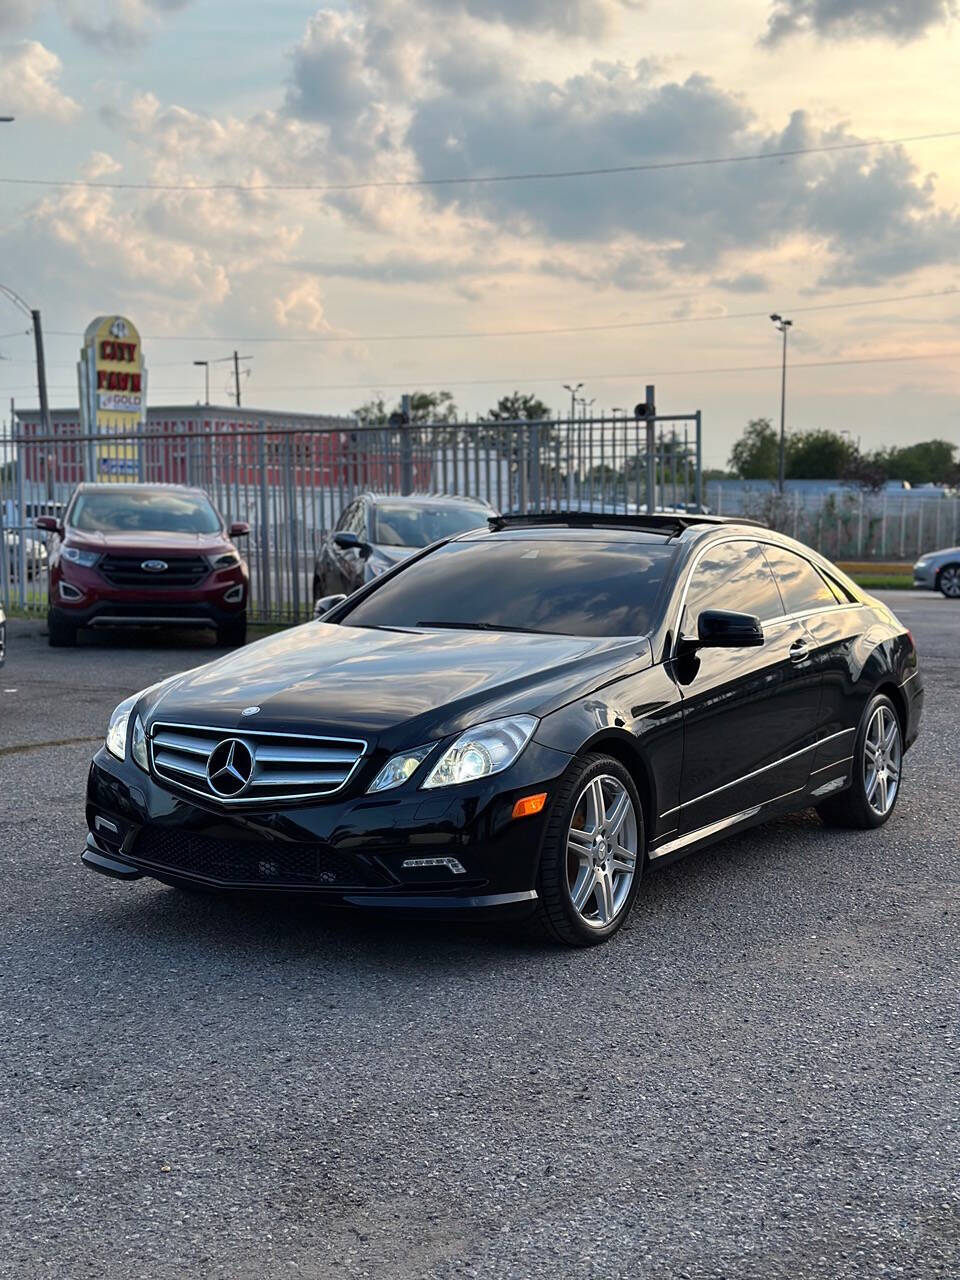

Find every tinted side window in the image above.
[335,502,356,532]
[763,546,837,615]
[682,541,783,634]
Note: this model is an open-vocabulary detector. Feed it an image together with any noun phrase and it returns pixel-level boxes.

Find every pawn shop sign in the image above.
[78,315,148,429]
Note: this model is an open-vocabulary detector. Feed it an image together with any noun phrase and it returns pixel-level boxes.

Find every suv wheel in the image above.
[47,609,78,648]
[529,753,644,947]
[216,613,247,648]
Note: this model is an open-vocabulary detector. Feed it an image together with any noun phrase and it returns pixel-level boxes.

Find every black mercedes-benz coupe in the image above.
[84,513,923,946]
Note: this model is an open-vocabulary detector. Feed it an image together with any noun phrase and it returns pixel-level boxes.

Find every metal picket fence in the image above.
[1,411,703,623]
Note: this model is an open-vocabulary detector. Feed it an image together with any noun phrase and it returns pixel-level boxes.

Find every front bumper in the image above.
[912,563,936,589]
[83,740,573,918]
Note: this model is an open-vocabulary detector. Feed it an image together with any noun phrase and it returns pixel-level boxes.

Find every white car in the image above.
[913,546,960,598]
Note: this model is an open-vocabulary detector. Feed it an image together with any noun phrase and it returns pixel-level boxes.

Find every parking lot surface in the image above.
[0,593,956,1279]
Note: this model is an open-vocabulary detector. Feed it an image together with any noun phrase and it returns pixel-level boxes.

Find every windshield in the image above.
[343,538,677,637]
[69,490,221,535]
[373,502,489,548]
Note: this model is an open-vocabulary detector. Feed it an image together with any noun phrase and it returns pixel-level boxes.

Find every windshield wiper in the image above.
[415,620,560,635]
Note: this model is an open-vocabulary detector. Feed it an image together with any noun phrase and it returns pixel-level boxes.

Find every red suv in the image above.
[37,484,250,648]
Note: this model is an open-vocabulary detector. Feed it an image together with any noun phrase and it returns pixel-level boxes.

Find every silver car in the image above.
[913,546,960,598]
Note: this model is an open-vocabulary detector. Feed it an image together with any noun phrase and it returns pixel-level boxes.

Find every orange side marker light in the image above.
[512,792,547,820]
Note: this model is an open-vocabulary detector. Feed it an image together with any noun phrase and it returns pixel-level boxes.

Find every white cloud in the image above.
[59,0,194,51]
[0,40,79,121]
[763,0,957,45]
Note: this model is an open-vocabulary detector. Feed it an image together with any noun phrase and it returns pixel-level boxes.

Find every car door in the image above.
[670,538,824,835]
[762,544,866,777]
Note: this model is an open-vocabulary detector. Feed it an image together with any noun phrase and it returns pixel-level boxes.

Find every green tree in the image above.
[729,418,779,479]
[353,391,459,426]
[873,439,957,486]
[786,429,857,480]
[485,392,551,422]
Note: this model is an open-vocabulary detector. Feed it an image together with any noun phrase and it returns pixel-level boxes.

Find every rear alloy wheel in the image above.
[937,563,960,599]
[817,693,903,830]
[530,754,643,946]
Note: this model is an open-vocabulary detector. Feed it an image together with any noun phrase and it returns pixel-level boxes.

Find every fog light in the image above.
[59,581,83,602]
[512,792,547,819]
[401,857,466,875]
[223,584,244,604]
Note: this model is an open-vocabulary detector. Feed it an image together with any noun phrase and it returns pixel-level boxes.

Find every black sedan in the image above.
[84,513,922,947]
[313,492,495,601]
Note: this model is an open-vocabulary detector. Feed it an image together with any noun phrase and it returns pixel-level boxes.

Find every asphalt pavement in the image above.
[0,593,957,1279]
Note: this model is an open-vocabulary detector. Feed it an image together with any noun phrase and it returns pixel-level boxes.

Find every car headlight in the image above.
[210,552,240,569]
[367,743,436,793]
[106,695,137,761]
[61,546,99,568]
[914,556,930,566]
[106,697,150,772]
[421,715,538,789]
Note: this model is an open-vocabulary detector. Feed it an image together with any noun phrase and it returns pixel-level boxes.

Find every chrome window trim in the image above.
[669,534,865,655]
[658,726,855,819]
[148,719,368,805]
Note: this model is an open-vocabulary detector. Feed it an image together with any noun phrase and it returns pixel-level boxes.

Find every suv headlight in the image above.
[62,546,99,567]
[421,715,538,789]
[210,552,240,569]
[106,698,149,771]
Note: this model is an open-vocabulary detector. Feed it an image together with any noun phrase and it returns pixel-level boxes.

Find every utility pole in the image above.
[233,350,242,407]
[194,360,210,406]
[770,314,792,494]
[31,310,52,434]
[1,285,51,435]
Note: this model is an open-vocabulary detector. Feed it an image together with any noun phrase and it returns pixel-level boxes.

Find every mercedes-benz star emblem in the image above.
[141,559,168,573]
[206,738,255,798]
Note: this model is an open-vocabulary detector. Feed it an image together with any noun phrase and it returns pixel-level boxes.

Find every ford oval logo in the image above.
[141,560,168,573]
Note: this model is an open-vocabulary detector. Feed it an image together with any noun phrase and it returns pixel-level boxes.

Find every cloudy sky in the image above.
[0,0,958,467]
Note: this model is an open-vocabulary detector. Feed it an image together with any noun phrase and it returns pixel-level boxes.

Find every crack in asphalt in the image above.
[0,736,103,758]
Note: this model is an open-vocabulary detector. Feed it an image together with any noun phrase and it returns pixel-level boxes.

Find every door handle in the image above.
[789,639,811,662]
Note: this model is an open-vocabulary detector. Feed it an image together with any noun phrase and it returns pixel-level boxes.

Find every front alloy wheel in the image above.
[530,754,644,946]
[937,563,960,599]
[566,775,639,930]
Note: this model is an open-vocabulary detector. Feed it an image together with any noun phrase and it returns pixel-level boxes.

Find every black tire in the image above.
[936,562,960,599]
[816,692,903,830]
[47,609,78,648]
[216,613,247,648]
[527,752,645,947]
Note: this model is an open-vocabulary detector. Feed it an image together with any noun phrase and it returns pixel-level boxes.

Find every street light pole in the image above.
[1,284,52,435]
[770,314,793,494]
[562,381,583,422]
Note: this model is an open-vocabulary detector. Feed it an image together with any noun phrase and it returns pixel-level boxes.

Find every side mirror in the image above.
[314,593,347,619]
[229,521,250,538]
[695,609,764,649]
[333,531,368,555]
[35,516,60,534]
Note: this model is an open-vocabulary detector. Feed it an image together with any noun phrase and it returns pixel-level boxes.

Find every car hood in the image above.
[921,546,960,561]
[66,529,230,554]
[147,622,651,746]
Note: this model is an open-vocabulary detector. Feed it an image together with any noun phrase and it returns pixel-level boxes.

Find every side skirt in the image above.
[647,762,853,866]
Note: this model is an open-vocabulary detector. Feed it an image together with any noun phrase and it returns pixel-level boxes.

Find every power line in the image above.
[7,347,959,398]
[42,287,960,348]
[1,129,958,194]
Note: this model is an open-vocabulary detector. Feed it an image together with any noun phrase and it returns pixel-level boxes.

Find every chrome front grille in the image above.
[149,721,367,804]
